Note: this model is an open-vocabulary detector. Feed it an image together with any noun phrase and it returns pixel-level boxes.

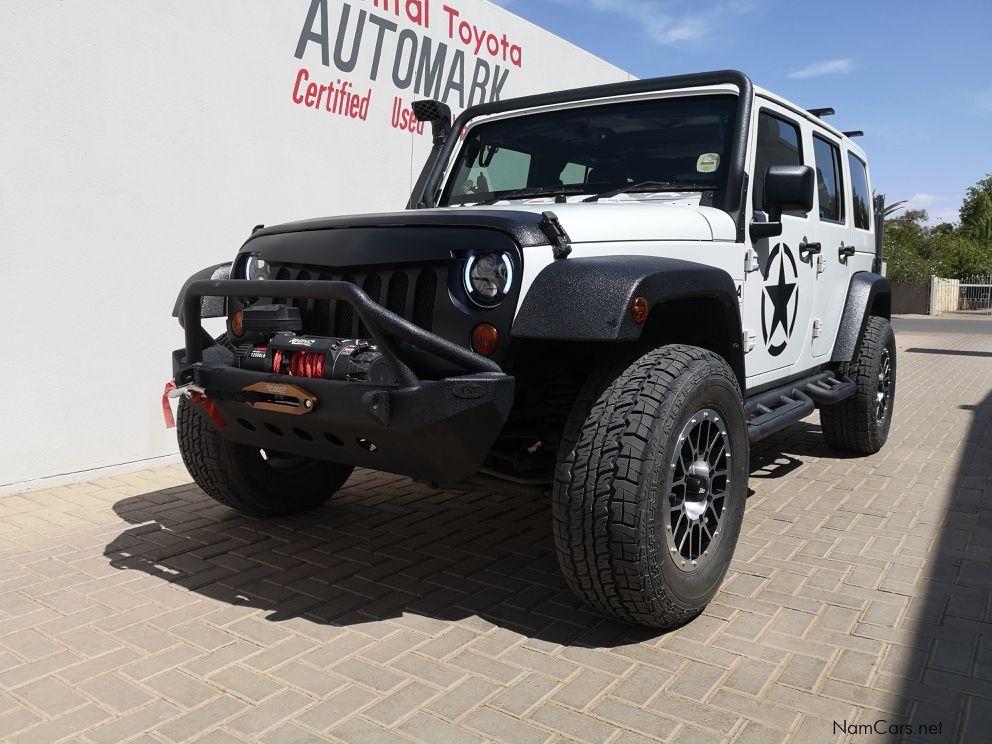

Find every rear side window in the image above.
[812,135,844,223]
[753,112,803,210]
[848,153,871,230]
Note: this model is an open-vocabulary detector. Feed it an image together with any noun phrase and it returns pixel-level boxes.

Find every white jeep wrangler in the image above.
[171,70,894,628]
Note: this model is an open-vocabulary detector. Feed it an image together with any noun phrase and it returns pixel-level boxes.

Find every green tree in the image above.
[874,192,907,218]
[892,208,930,225]
[883,201,907,218]
[959,173,992,240]
[943,233,992,277]
[884,210,940,282]
[883,174,992,282]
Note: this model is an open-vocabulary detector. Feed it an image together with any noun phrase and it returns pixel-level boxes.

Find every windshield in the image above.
[441,94,738,206]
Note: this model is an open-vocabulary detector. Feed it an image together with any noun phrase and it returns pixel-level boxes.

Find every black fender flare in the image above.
[511,255,744,387]
[831,272,891,363]
[172,262,233,327]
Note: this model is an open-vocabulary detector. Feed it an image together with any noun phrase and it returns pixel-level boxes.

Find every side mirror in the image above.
[750,165,815,240]
[412,99,452,145]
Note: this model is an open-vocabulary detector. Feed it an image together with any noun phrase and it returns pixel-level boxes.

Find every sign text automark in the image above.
[293,0,521,129]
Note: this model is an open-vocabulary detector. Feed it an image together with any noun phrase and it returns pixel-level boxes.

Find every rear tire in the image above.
[553,345,749,628]
[177,398,354,516]
[821,316,896,454]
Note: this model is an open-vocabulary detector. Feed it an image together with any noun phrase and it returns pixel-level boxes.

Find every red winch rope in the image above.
[191,392,227,429]
[289,351,325,378]
[271,348,324,378]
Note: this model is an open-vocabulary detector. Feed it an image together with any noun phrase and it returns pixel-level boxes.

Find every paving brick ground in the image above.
[1,320,990,743]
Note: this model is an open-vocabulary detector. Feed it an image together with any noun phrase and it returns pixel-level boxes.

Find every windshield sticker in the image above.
[697,153,720,173]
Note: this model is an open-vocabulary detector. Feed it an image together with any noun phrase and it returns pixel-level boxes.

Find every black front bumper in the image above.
[175,279,515,483]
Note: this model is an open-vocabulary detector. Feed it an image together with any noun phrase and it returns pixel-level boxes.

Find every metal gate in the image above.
[958,274,992,315]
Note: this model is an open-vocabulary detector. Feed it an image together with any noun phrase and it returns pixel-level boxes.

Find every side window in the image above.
[812,135,844,223]
[848,153,872,230]
[753,111,802,211]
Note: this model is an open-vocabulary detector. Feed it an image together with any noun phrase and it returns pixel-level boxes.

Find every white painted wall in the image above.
[0,1,630,489]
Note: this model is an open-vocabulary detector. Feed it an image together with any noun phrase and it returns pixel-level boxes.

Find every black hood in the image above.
[247,209,551,249]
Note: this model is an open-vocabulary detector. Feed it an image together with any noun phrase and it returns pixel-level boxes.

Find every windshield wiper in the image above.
[476,185,588,205]
[582,181,718,202]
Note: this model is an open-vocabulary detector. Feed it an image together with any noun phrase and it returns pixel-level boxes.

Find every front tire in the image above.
[820,316,896,454]
[177,398,354,516]
[553,345,749,628]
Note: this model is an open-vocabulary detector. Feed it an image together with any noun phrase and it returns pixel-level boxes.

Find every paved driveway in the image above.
[1,321,990,743]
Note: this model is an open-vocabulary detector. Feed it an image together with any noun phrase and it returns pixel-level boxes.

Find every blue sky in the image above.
[493,0,992,223]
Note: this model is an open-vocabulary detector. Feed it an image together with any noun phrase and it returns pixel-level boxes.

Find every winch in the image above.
[239,334,399,385]
[232,302,398,386]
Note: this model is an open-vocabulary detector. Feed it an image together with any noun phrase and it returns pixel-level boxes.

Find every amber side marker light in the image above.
[471,323,500,356]
[231,310,245,337]
[631,296,649,324]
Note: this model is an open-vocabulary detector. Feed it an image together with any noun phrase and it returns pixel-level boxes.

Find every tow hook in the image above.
[170,382,206,399]
[161,381,221,429]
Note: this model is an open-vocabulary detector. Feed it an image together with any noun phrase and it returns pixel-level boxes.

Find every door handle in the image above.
[838,244,856,262]
[800,240,822,258]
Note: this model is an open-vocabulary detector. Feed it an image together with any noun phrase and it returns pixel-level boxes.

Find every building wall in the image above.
[0,1,630,489]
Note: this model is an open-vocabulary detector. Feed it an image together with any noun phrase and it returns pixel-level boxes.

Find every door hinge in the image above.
[745,249,761,273]
[816,254,825,274]
[812,319,823,338]
[743,330,756,353]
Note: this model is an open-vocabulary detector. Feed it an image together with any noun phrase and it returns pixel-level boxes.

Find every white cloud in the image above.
[928,208,960,224]
[787,58,856,79]
[887,195,961,225]
[905,193,939,209]
[645,14,708,43]
[556,0,751,46]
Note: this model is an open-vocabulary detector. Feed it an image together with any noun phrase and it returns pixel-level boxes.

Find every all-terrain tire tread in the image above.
[820,316,895,454]
[176,398,352,516]
[553,345,744,627]
[177,397,240,510]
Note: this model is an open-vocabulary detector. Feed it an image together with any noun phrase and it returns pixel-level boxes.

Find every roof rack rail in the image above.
[808,107,835,117]
[843,130,864,138]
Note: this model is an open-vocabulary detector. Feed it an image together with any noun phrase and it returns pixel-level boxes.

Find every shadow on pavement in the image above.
[103,424,842,646]
[750,420,862,480]
[104,474,660,648]
[906,348,992,359]
[895,391,992,742]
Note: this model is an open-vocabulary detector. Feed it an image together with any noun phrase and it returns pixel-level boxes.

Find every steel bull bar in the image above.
[182,279,503,384]
[176,279,515,483]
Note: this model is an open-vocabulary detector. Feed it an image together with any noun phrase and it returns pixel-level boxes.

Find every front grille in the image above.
[270,263,443,337]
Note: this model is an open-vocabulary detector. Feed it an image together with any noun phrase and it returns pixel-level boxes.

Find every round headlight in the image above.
[463,252,513,306]
[243,254,272,281]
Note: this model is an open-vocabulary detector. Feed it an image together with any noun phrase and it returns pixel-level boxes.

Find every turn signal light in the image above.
[631,296,649,324]
[471,323,500,356]
[231,310,245,337]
